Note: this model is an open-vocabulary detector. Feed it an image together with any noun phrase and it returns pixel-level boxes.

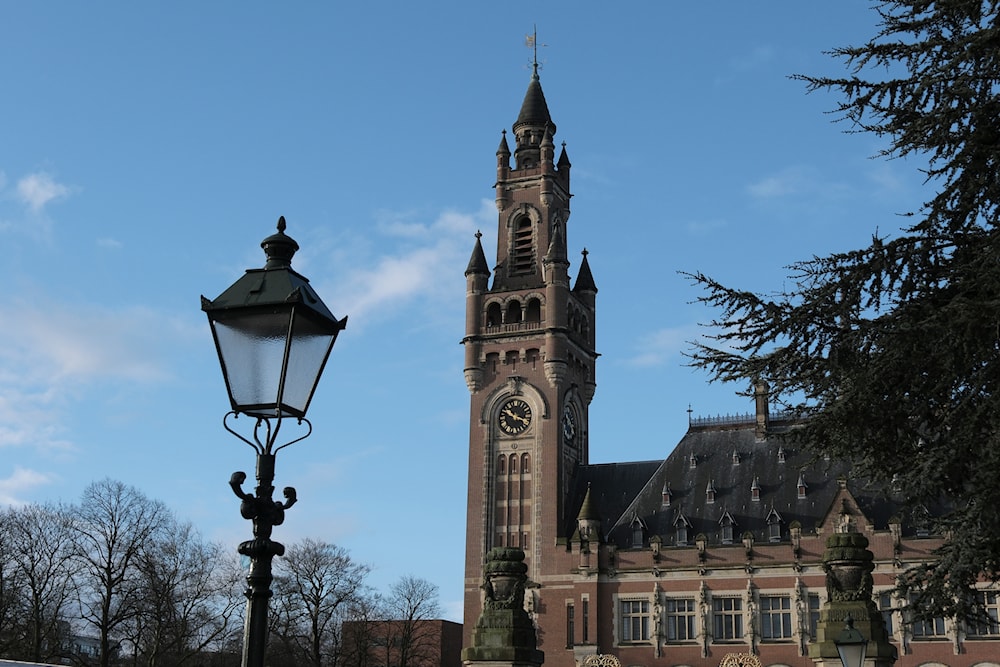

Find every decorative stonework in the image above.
[581,655,621,667]
[719,652,763,667]
[462,547,543,666]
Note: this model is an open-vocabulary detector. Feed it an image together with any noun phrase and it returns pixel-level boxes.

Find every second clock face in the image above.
[498,398,532,435]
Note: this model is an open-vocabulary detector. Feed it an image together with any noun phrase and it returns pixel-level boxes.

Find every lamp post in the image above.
[202,216,347,667]
[834,615,868,667]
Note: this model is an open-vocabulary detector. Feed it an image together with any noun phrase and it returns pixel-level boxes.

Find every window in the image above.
[712,597,743,641]
[766,508,782,542]
[566,604,575,648]
[719,511,736,545]
[910,610,946,638]
[620,599,650,642]
[676,524,688,546]
[968,591,1000,636]
[511,218,534,275]
[878,591,895,637]
[760,595,793,640]
[582,599,590,643]
[808,594,821,640]
[665,598,697,642]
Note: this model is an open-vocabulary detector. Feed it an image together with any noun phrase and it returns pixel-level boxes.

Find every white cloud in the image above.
[0,297,181,452]
[17,172,70,213]
[97,237,123,249]
[325,199,495,325]
[626,323,703,368]
[746,166,808,199]
[0,467,54,506]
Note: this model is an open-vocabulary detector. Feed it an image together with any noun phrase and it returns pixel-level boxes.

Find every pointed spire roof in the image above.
[573,248,598,293]
[497,130,510,157]
[577,482,600,522]
[514,64,556,135]
[465,231,490,277]
[544,221,567,263]
[557,141,571,168]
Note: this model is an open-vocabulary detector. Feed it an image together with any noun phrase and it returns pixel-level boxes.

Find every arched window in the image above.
[525,298,541,323]
[511,218,534,275]
[497,456,506,475]
[521,453,531,474]
[509,454,518,475]
[486,302,502,327]
[506,300,523,324]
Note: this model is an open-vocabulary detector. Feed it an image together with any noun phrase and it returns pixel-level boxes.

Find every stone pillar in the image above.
[462,547,544,667]
[809,531,896,667]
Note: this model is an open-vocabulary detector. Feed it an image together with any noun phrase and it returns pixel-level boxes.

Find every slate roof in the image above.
[570,416,918,549]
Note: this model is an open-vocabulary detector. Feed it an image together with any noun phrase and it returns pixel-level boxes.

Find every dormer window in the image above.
[732,450,740,465]
[796,472,808,500]
[661,482,672,507]
[706,479,716,504]
[751,476,761,502]
[689,453,697,469]
[777,446,786,463]
[719,510,736,544]
[766,508,783,542]
[673,511,692,546]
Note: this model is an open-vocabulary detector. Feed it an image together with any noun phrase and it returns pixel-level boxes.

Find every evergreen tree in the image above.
[687,0,1000,621]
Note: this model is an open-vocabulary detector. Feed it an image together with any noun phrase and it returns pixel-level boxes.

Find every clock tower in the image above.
[462,63,597,639]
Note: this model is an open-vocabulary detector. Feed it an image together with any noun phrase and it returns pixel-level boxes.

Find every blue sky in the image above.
[1,3,923,621]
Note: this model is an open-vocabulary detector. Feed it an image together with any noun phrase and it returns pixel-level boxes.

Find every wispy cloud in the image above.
[0,467,54,506]
[321,200,495,326]
[17,172,70,214]
[0,297,181,452]
[746,165,813,199]
[626,323,703,368]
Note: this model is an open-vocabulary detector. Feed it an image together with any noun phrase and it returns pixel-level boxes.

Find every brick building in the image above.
[461,65,1000,667]
[341,618,462,667]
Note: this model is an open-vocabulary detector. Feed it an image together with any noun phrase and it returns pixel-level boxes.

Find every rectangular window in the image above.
[620,599,650,643]
[911,614,946,638]
[566,604,575,648]
[968,591,1000,637]
[665,598,697,642]
[712,597,743,641]
[760,595,793,640]
[878,591,894,637]
[808,594,821,641]
[582,599,590,643]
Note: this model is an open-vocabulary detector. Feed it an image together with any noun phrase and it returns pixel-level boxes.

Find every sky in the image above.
[1,3,926,622]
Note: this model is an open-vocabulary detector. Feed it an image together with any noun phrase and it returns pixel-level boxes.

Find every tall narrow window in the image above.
[566,604,575,648]
[808,594,821,640]
[582,599,590,643]
[511,218,534,275]
[878,592,895,637]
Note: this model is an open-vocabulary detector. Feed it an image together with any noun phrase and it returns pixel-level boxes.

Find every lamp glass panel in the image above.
[212,310,291,414]
[282,311,337,415]
[836,641,867,667]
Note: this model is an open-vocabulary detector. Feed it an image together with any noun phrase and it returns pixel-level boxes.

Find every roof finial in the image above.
[525,26,545,77]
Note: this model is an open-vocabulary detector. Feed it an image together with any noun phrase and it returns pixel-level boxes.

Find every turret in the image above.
[463,232,490,392]
[512,63,554,170]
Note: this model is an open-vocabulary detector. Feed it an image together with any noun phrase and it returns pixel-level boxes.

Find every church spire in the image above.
[512,65,555,170]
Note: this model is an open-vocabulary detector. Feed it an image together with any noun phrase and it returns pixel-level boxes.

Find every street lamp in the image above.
[202,216,347,667]
[834,615,868,667]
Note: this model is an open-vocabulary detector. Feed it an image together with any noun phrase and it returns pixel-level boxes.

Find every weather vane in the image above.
[525,26,547,70]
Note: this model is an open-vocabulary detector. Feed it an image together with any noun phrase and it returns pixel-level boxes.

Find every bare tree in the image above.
[383,576,441,667]
[70,479,170,667]
[269,539,371,667]
[1,503,76,663]
[338,594,385,667]
[125,522,243,667]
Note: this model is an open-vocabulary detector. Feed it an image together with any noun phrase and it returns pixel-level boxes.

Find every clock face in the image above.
[498,398,532,435]
[562,408,577,444]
